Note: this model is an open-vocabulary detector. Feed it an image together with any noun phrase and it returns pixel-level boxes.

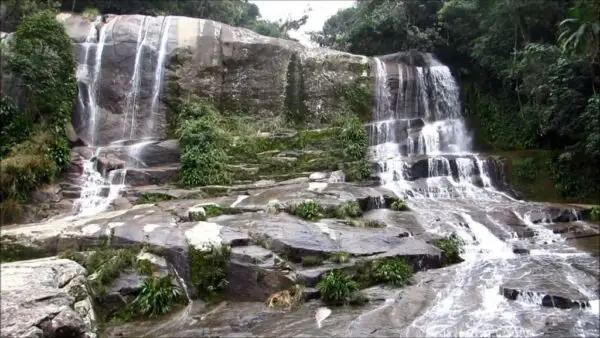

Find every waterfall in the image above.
[73,16,173,217]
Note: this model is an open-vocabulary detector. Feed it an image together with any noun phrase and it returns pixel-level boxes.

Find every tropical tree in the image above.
[558,3,600,65]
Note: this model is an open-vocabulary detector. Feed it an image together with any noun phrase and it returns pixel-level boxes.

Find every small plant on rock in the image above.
[316,270,359,305]
[335,201,362,219]
[371,258,413,287]
[433,233,465,266]
[293,200,324,221]
[391,200,409,211]
[189,244,231,299]
[128,276,183,319]
[136,259,154,276]
[265,284,304,310]
[331,252,351,264]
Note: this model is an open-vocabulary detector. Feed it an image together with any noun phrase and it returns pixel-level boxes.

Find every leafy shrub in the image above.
[0,95,32,159]
[316,270,359,305]
[332,114,371,182]
[590,206,600,222]
[82,7,101,18]
[370,258,413,287]
[335,201,362,218]
[292,200,324,221]
[189,244,231,298]
[301,255,324,267]
[433,234,465,266]
[177,100,232,187]
[330,252,350,264]
[391,200,409,211]
[128,276,183,319]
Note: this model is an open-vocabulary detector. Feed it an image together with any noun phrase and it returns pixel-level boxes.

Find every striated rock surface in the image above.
[61,13,371,146]
[0,258,97,338]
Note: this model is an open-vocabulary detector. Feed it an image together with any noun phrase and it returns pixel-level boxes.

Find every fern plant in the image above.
[129,276,183,319]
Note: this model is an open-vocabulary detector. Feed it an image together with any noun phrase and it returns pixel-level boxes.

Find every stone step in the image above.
[59,182,82,191]
[62,190,81,199]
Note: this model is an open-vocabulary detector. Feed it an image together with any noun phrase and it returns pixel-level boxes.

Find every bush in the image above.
[370,258,413,287]
[128,276,183,319]
[316,270,359,305]
[391,200,409,211]
[512,158,537,183]
[291,200,324,221]
[590,206,600,222]
[433,234,465,266]
[177,100,232,187]
[189,244,231,299]
[332,114,370,182]
[335,201,362,218]
[0,95,32,159]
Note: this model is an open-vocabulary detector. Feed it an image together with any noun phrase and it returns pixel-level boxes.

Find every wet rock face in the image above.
[0,258,97,338]
[62,13,370,146]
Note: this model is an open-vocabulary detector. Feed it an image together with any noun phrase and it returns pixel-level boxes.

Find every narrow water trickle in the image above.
[73,16,173,217]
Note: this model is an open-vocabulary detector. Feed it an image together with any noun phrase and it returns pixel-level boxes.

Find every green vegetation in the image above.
[301,255,324,267]
[176,100,232,187]
[330,252,351,264]
[126,276,183,319]
[335,201,362,219]
[332,114,371,182]
[589,206,600,222]
[316,270,359,306]
[312,0,600,203]
[82,7,100,18]
[290,200,324,221]
[370,258,413,287]
[0,10,76,224]
[284,53,308,125]
[136,193,174,205]
[391,200,409,211]
[0,235,47,263]
[188,244,231,300]
[433,234,466,266]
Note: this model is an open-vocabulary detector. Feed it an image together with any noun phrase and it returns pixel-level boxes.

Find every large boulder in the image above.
[0,258,97,338]
[63,14,371,146]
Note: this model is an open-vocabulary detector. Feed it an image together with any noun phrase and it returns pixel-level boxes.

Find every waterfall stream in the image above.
[73,16,173,217]
[369,55,599,337]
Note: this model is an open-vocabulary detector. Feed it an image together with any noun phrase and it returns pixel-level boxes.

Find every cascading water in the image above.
[369,54,599,337]
[73,16,173,217]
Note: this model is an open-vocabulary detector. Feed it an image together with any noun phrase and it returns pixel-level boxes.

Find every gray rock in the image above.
[62,13,370,145]
[0,258,97,338]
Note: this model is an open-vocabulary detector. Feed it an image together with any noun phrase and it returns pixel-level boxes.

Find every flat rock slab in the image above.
[0,258,97,338]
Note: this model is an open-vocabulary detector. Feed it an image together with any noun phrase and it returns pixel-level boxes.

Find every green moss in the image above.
[330,252,351,264]
[136,193,174,205]
[200,186,231,197]
[433,234,465,266]
[344,219,386,228]
[189,244,231,299]
[333,82,372,122]
[301,255,324,267]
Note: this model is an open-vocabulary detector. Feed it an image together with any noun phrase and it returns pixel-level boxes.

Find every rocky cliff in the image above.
[57,13,371,146]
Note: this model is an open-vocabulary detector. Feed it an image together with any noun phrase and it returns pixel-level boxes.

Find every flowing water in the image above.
[73,16,174,217]
[366,55,599,337]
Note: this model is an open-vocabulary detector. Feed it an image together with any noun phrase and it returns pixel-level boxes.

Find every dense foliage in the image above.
[312,0,600,202]
[128,276,183,319]
[316,270,359,305]
[0,10,76,224]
